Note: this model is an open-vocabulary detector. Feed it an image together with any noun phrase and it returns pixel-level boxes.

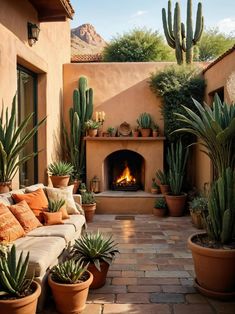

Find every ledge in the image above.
[84,136,166,141]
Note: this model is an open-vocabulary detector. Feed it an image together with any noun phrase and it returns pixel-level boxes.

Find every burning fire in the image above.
[116,163,136,185]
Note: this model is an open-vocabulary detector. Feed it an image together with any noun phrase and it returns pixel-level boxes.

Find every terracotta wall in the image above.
[0,0,71,187]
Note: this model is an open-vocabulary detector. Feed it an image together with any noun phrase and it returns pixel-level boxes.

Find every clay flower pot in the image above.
[0,181,12,193]
[88,261,110,289]
[165,193,187,217]
[0,281,41,314]
[188,233,235,299]
[152,131,159,137]
[159,184,170,194]
[48,271,93,314]
[88,129,98,137]
[153,207,167,217]
[190,210,204,229]
[140,128,151,137]
[82,203,96,222]
[50,175,70,188]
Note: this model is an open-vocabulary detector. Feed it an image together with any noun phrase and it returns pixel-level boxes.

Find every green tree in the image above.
[102,28,174,62]
[195,28,235,61]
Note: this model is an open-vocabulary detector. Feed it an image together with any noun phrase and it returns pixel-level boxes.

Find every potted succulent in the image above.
[156,169,170,194]
[152,123,160,137]
[153,197,168,217]
[85,120,101,137]
[151,178,159,194]
[189,196,208,229]
[175,95,235,298]
[79,182,87,194]
[164,140,189,217]
[48,259,93,314]
[0,95,46,193]
[132,126,139,137]
[136,112,153,137]
[72,231,119,289]
[107,127,116,137]
[48,161,74,188]
[0,245,41,314]
[81,191,96,222]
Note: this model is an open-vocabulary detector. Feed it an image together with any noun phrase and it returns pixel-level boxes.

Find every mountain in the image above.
[71,23,106,56]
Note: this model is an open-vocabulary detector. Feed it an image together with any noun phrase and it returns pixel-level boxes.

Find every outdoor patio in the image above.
[42,214,235,314]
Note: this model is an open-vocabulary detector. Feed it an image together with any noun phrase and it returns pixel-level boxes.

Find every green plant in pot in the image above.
[156,169,170,194]
[48,161,74,188]
[85,120,101,137]
[151,178,159,194]
[0,245,41,314]
[0,95,46,193]
[175,95,235,298]
[48,259,93,314]
[81,191,96,222]
[165,140,189,217]
[153,197,167,217]
[189,196,208,229]
[136,112,153,137]
[71,231,119,289]
[107,127,116,137]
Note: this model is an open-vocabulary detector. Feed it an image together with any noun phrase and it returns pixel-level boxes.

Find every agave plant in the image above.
[156,169,169,185]
[50,259,88,284]
[0,245,33,297]
[72,231,119,271]
[48,161,74,176]
[81,191,96,204]
[0,95,46,182]
[136,112,152,129]
[175,94,235,178]
[48,199,66,212]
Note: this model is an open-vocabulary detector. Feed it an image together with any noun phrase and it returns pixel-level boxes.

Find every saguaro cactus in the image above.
[162,0,204,64]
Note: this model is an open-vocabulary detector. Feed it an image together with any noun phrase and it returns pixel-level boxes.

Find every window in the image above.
[17,66,38,187]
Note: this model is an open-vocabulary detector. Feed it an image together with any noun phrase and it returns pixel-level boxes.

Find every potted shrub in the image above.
[156,169,170,194]
[0,245,41,314]
[164,140,189,216]
[71,231,119,289]
[153,197,167,217]
[0,95,46,193]
[136,112,153,137]
[85,120,101,137]
[81,191,96,222]
[107,127,116,137]
[189,196,208,229]
[48,259,93,314]
[48,161,74,188]
[175,95,235,298]
[151,178,159,194]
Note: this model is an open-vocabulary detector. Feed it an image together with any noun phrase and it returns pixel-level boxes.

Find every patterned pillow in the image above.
[0,203,25,243]
[43,212,63,226]
[9,200,42,232]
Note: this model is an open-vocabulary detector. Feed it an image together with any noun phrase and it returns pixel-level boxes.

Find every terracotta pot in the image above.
[153,207,167,217]
[50,175,70,188]
[188,233,235,299]
[88,129,98,137]
[165,193,187,217]
[152,131,159,137]
[48,271,93,314]
[133,131,139,138]
[159,184,170,194]
[0,281,41,314]
[71,179,81,194]
[151,188,159,194]
[0,181,12,193]
[82,203,96,222]
[88,261,109,289]
[190,210,204,229]
[140,128,151,137]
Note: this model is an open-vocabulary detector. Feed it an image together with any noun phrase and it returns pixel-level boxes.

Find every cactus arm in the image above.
[174,3,183,65]
[73,89,81,117]
[162,8,175,49]
[167,0,174,40]
[181,22,186,52]
[186,0,193,64]
[86,88,93,120]
[193,2,203,43]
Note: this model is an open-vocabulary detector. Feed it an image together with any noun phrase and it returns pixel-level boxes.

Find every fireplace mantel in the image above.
[85,137,166,141]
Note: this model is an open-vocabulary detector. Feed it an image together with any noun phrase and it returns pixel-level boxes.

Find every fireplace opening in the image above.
[105,150,145,191]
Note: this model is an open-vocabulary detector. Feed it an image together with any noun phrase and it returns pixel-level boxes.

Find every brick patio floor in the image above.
[42,215,235,314]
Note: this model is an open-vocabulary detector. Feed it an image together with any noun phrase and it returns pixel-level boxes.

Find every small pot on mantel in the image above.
[140,128,151,137]
[88,129,98,137]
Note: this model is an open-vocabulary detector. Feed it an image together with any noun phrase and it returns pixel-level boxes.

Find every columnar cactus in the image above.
[162,0,204,64]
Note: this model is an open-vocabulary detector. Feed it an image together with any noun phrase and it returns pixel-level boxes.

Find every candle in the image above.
[95,111,98,122]
[102,111,105,120]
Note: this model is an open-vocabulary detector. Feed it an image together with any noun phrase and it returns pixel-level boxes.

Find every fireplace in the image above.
[104,150,145,191]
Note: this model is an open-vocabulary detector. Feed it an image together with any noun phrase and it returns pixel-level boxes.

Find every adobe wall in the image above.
[0,0,71,187]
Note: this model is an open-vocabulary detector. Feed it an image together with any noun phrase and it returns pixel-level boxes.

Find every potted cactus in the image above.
[48,259,93,314]
[0,245,41,314]
[153,197,167,217]
[81,191,96,222]
[71,231,119,289]
[136,112,153,137]
[48,161,74,188]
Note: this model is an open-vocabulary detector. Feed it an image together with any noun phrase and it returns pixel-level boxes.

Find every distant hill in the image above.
[71,23,106,56]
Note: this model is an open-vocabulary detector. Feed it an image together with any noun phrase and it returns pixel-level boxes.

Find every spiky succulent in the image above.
[137,112,152,129]
[154,198,167,209]
[72,231,119,271]
[50,259,88,284]
[81,191,96,205]
[48,199,66,212]
[156,169,169,185]
[0,245,33,297]
[48,161,74,176]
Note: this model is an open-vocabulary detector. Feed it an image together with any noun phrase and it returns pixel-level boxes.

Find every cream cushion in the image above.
[63,215,86,232]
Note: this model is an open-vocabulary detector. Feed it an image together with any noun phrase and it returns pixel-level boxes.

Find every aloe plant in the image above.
[48,199,66,212]
[156,169,169,185]
[0,95,46,182]
[72,231,119,271]
[48,161,74,176]
[0,245,33,297]
[136,112,152,129]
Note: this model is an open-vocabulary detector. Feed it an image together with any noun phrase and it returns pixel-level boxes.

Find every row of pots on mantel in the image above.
[87,128,160,138]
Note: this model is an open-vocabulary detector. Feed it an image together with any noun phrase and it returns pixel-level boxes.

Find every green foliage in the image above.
[151,178,159,189]
[167,140,189,195]
[103,28,174,62]
[206,168,235,244]
[48,199,66,212]
[195,28,235,61]
[80,183,87,191]
[72,231,119,271]
[136,112,153,129]
[154,198,167,209]
[81,191,96,204]
[162,0,204,64]
[85,119,100,130]
[175,94,235,178]
[156,170,169,185]
[0,245,33,297]
[48,161,73,176]
[51,259,88,284]
[149,65,205,144]
[189,196,208,213]
[0,95,46,182]
[107,127,115,135]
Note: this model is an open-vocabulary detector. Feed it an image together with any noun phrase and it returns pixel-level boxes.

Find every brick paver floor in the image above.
[42,215,235,314]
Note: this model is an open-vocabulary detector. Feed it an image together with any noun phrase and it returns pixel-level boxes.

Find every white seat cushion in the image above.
[63,215,86,232]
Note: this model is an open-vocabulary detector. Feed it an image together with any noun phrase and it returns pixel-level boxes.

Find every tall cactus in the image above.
[162,0,204,64]
[63,76,93,179]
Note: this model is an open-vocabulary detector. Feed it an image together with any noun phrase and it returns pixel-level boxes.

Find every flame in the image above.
[116,163,136,184]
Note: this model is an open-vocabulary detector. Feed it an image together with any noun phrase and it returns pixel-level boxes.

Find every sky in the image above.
[70,0,235,41]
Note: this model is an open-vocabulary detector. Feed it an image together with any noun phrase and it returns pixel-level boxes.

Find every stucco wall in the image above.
[0,0,71,187]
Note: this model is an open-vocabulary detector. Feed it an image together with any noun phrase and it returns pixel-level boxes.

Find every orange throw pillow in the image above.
[9,200,42,232]
[60,206,70,219]
[0,203,25,243]
[43,212,64,226]
[12,188,48,222]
